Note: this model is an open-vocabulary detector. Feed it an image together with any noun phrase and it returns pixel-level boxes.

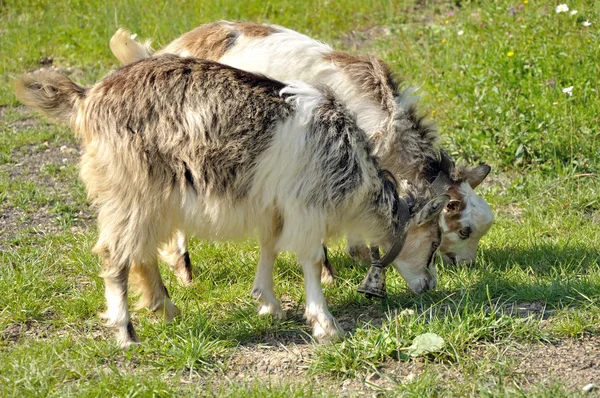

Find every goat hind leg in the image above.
[346,234,371,264]
[159,230,193,286]
[320,245,336,285]
[98,252,139,348]
[130,257,180,322]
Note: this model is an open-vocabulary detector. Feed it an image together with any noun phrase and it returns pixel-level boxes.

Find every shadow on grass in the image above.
[209,242,600,346]
[482,244,600,275]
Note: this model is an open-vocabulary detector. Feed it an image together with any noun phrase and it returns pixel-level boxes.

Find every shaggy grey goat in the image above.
[16,55,448,346]
[110,23,493,286]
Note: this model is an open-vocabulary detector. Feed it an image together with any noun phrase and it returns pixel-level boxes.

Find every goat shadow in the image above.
[184,243,599,347]
[334,242,599,329]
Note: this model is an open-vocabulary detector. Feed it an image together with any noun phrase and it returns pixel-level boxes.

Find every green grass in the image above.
[1,0,599,396]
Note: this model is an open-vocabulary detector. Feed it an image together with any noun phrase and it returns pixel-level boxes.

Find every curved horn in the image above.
[429,149,456,195]
[439,148,455,175]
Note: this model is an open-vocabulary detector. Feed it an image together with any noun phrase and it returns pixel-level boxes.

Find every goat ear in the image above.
[416,194,450,226]
[465,164,491,189]
[445,199,461,215]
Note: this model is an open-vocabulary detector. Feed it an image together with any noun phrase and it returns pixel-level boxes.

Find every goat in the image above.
[16,55,448,346]
[110,23,493,281]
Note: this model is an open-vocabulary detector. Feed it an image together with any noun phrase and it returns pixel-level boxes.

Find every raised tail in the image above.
[280,81,328,126]
[110,28,153,65]
[14,71,86,123]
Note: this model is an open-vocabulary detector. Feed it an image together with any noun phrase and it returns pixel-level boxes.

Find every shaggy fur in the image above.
[110,22,493,271]
[16,55,447,346]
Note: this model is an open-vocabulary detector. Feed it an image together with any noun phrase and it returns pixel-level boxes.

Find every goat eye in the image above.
[432,241,439,249]
[459,227,472,239]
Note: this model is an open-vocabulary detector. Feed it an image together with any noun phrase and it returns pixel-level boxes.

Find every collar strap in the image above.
[372,198,410,269]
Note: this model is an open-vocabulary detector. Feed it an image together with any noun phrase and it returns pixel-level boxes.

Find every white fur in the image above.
[441,182,493,264]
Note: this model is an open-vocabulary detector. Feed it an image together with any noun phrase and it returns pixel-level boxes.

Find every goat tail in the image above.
[14,71,87,123]
[109,28,153,65]
[280,81,329,125]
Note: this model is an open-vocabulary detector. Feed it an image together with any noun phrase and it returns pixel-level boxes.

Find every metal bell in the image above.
[357,246,387,299]
[357,265,387,299]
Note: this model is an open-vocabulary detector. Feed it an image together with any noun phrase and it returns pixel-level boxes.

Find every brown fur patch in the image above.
[235,22,279,37]
[323,52,397,113]
[442,212,464,235]
[446,185,464,201]
[170,22,278,60]
[175,23,238,60]
[441,185,467,234]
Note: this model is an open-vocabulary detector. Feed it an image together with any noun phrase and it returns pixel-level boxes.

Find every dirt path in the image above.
[0,106,94,250]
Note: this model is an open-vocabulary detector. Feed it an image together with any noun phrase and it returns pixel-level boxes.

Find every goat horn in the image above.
[439,148,455,175]
[429,149,456,195]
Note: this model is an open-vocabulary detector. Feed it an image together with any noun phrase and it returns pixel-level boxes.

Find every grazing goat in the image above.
[110,23,493,280]
[16,55,448,346]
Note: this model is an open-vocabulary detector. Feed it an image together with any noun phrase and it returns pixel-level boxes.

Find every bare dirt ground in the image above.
[205,333,600,395]
[2,112,599,395]
[0,106,94,251]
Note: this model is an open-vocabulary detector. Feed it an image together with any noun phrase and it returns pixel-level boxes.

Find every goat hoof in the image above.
[320,267,336,286]
[120,338,141,349]
[258,304,286,320]
[116,321,141,348]
[312,323,344,343]
[153,299,181,322]
[165,300,181,322]
[310,316,344,342]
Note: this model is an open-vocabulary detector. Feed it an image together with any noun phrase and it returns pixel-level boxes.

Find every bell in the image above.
[357,265,387,299]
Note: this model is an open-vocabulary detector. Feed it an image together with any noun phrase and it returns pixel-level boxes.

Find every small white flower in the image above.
[583,20,592,27]
[570,10,578,16]
[562,86,573,96]
[556,4,569,13]
[457,30,464,36]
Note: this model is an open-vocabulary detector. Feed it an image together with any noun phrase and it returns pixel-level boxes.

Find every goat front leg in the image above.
[159,230,193,286]
[251,237,285,320]
[300,250,344,342]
